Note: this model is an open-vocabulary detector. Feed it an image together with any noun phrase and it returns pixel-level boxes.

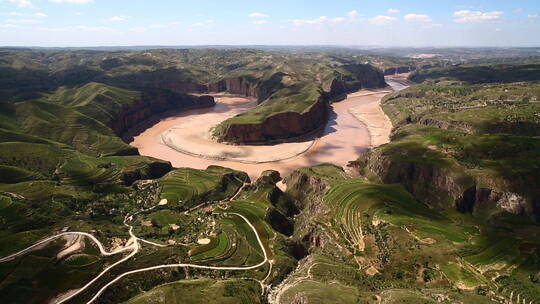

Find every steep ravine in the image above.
[351,145,540,221]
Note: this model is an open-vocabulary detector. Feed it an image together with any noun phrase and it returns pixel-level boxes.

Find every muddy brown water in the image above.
[130,77,407,181]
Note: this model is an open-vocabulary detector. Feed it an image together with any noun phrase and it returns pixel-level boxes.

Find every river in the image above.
[130,75,409,180]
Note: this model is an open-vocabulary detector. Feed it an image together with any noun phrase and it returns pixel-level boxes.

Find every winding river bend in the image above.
[131,75,409,180]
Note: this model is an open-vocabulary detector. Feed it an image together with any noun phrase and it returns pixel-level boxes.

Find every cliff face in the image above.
[208,77,258,98]
[216,96,327,143]
[327,79,361,100]
[207,73,288,102]
[328,64,386,98]
[283,165,351,256]
[407,115,475,134]
[352,148,472,209]
[384,66,417,76]
[122,160,173,186]
[213,66,386,144]
[352,148,539,220]
[110,90,215,136]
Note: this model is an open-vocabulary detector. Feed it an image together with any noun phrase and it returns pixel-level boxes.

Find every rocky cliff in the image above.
[351,147,539,220]
[384,66,417,75]
[207,76,259,98]
[213,65,386,144]
[215,95,327,143]
[283,164,353,258]
[109,89,215,137]
[122,160,173,186]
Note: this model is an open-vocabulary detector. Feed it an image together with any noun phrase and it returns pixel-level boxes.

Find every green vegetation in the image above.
[190,232,229,260]
[1,48,386,143]
[354,71,540,214]
[63,254,101,267]
[439,262,487,289]
[158,166,248,208]
[281,162,540,303]
[382,82,540,135]
[0,194,11,209]
[123,278,262,304]
[409,63,540,84]
[217,83,321,125]
[1,49,540,304]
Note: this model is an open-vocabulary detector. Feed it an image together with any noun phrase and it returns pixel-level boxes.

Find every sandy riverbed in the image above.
[130,76,408,180]
[160,95,315,164]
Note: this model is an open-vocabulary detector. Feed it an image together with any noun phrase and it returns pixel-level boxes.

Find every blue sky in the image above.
[1,0,539,46]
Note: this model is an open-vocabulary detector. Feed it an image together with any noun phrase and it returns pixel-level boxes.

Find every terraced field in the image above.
[190,232,230,260]
[123,278,262,304]
[277,161,540,303]
[158,166,248,208]
[323,180,475,254]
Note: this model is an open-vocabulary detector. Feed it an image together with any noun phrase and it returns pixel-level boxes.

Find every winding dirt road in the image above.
[0,195,268,304]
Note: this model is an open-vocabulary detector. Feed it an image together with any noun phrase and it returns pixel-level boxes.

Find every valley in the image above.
[0,47,539,304]
[131,77,402,179]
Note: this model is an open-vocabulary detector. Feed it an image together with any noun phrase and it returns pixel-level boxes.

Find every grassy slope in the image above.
[44,82,142,126]
[217,83,321,125]
[279,164,540,303]
[2,48,385,142]
[382,82,540,133]
[409,63,540,84]
[355,67,540,213]
[123,279,262,304]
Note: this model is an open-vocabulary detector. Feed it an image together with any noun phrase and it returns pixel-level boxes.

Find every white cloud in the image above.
[1,11,46,17]
[48,0,94,3]
[368,15,397,25]
[404,14,432,22]
[453,10,503,23]
[420,23,443,30]
[129,24,173,32]
[38,25,113,32]
[2,0,35,9]
[347,10,360,21]
[189,19,213,28]
[291,16,345,26]
[5,18,41,23]
[253,20,268,25]
[129,26,146,32]
[249,12,269,18]
[107,15,128,22]
[0,23,19,28]
[387,8,400,14]
[514,8,524,13]
[528,14,539,19]
[0,11,22,15]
